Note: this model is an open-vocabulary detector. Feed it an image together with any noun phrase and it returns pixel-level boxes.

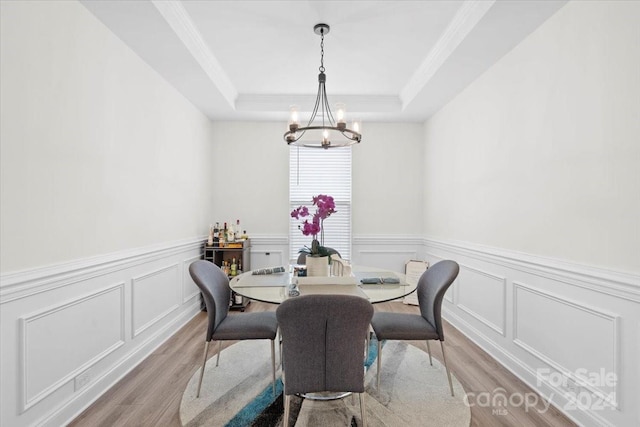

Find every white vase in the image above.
[305,255,330,277]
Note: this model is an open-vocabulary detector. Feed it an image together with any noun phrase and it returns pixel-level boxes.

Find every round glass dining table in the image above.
[229,265,417,304]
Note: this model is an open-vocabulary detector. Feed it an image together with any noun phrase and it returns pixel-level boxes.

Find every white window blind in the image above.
[289,147,352,261]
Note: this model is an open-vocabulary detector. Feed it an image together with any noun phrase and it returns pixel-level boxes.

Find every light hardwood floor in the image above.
[69,301,576,427]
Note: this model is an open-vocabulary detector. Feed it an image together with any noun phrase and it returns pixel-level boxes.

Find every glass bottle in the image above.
[231,258,237,276]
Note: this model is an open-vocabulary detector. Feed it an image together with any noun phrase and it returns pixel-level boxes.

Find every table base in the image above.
[299,391,352,400]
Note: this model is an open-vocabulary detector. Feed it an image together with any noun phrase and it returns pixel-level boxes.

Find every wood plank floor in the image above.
[69,301,576,427]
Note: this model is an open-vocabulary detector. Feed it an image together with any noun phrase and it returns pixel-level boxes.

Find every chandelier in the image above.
[284,24,361,149]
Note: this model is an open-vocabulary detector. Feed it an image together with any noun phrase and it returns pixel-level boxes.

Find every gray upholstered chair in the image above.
[276,294,373,427]
[296,247,341,265]
[189,260,278,398]
[370,260,459,396]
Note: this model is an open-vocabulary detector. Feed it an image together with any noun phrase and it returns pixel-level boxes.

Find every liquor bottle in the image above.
[213,222,219,246]
[207,224,214,246]
[231,258,237,276]
[221,260,227,276]
[241,230,249,240]
[220,223,226,247]
[238,259,242,274]
[235,219,242,241]
[227,221,235,242]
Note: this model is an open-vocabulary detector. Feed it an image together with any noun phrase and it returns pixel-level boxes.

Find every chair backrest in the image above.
[276,294,373,395]
[296,247,341,265]
[417,260,460,340]
[189,260,231,340]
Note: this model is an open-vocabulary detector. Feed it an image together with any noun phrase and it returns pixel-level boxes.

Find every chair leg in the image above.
[216,340,221,367]
[376,340,382,389]
[426,340,433,366]
[359,392,367,427]
[278,329,283,367]
[196,340,210,398]
[270,339,276,395]
[440,340,454,396]
[283,394,290,427]
[365,331,370,362]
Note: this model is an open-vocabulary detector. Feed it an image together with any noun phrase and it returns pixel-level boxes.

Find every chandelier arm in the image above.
[321,83,336,126]
[305,81,323,127]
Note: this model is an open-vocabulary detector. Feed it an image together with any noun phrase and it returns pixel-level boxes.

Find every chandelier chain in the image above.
[319,29,325,73]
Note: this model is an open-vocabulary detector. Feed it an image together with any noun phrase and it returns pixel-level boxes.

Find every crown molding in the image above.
[400,0,495,107]
[151,0,237,107]
[235,94,402,114]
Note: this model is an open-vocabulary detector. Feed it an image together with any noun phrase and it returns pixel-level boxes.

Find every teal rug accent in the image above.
[180,338,470,426]
[225,378,284,427]
[223,337,381,426]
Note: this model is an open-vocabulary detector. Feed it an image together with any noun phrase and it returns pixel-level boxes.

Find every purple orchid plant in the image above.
[290,194,336,256]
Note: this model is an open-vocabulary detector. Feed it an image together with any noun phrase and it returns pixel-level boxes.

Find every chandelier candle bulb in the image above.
[289,106,299,132]
[336,103,346,130]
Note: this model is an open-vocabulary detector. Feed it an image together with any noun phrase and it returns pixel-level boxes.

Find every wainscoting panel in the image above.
[456,264,506,336]
[353,236,424,273]
[250,251,285,270]
[513,282,619,406]
[0,238,204,427]
[425,237,640,427]
[131,264,180,338]
[182,255,202,304]
[425,252,455,304]
[249,235,289,269]
[19,283,125,412]
[357,250,417,273]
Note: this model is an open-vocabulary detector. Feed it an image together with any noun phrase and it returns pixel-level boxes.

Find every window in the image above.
[289,147,352,261]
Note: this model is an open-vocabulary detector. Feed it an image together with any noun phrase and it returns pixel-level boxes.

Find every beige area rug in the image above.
[180,339,471,426]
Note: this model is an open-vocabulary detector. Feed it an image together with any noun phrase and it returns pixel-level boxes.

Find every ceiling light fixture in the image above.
[284,24,361,149]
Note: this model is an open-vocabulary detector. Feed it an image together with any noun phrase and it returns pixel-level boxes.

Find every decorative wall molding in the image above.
[250,250,285,270]
[513,282,620,408]
[424,237,640,302]
[236,93,402,114]
[429,236,638,426]
[150,0,236,106]
[1,238,203,426]
[0,237,205,303]
[131,264,180,338]
[182,255,202,304]
[44,298,202,427]
[249,235,289,246]
[456,263,506,336]
[425,252,455,304]
[353,235,425,246]
[401,0,496,106]
[19,283,125,412]
[357,250,418,256]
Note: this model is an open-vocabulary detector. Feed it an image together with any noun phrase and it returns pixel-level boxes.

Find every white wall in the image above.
[209,121,290,236]
[352,122,424,235]
[0,0,215,274]
[209,121,424,238]
[423,0,639,273]
[424,2,640,426]
[0,1,212,425]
